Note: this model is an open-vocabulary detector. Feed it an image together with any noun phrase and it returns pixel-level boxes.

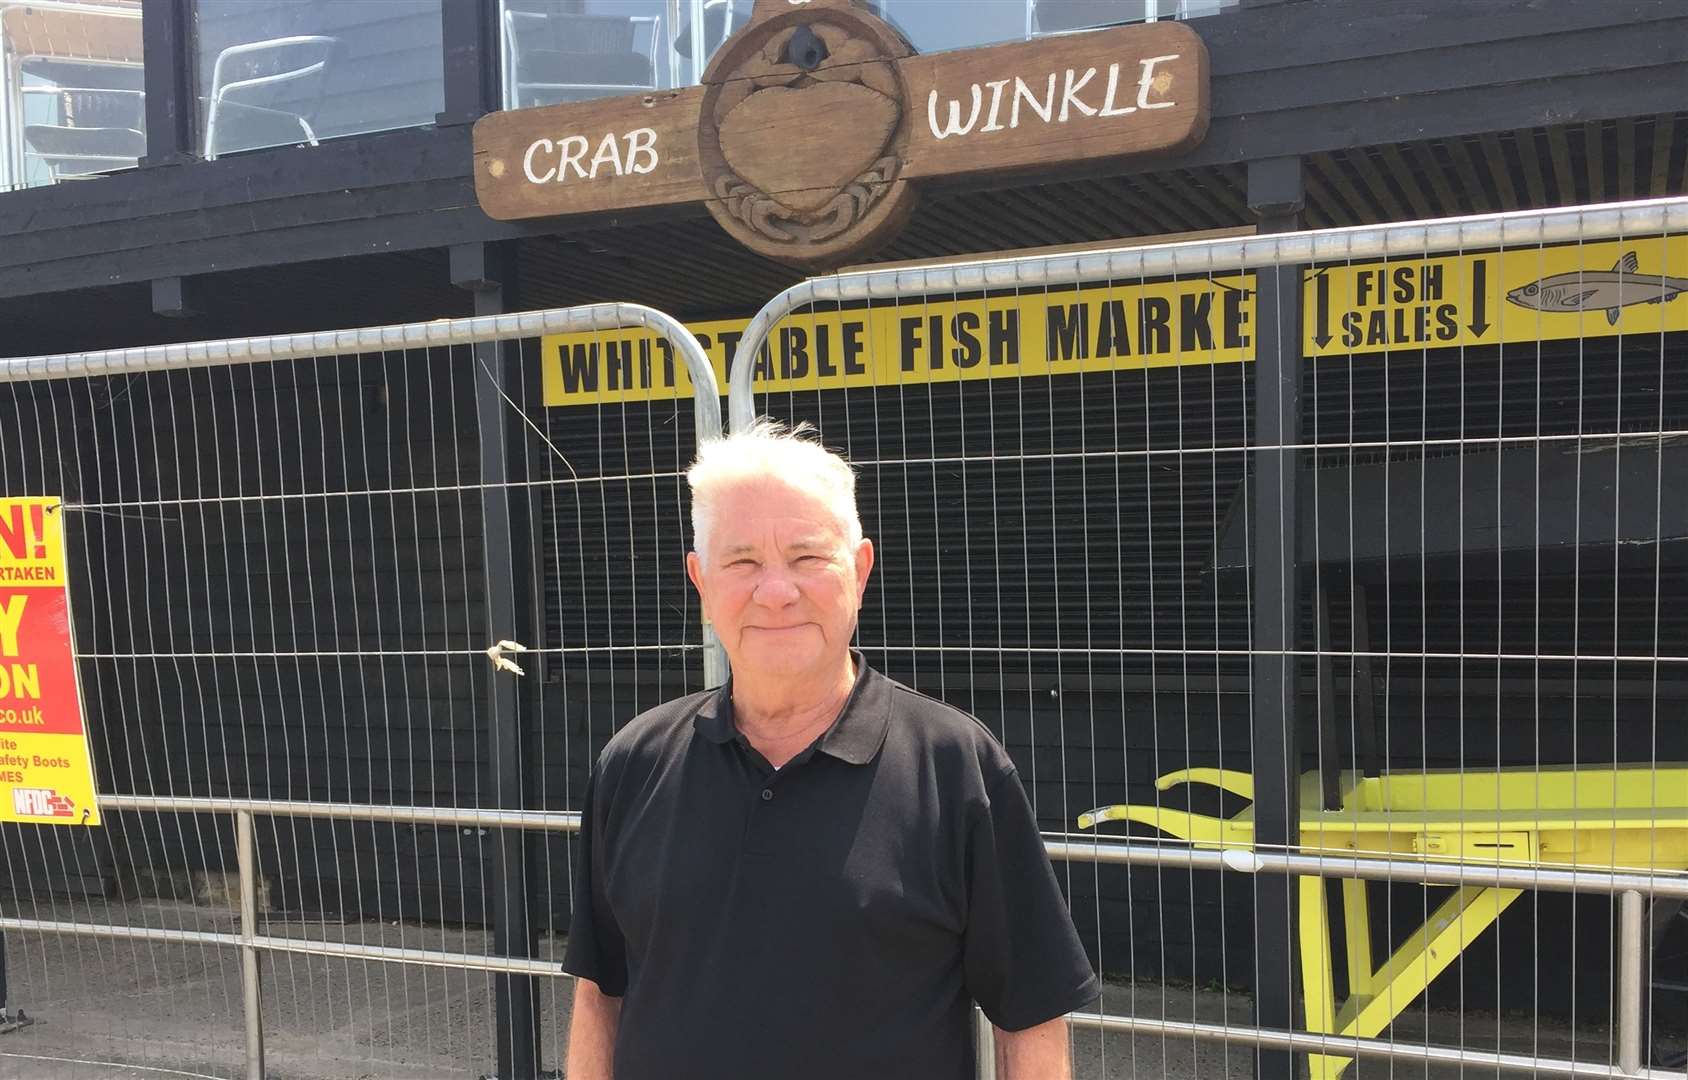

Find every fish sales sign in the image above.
[1304,236,1688,357]
[0,498,99,826]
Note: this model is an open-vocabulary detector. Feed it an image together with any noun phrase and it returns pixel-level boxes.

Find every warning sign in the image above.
[542,277,1257,406]
[1304,236,1688,357]
[0,498,99,826]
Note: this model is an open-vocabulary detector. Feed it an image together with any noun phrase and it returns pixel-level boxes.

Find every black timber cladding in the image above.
[1,0,1686,302]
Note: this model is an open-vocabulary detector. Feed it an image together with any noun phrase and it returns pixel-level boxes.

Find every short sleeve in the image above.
[561,765,628,996]
[963,766,1100,1031]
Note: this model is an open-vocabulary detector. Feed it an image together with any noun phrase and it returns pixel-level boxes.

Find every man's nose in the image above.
[753,570,800,607]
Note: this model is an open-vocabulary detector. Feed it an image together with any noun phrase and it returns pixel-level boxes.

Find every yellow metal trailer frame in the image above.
[1079,764,1688,1078]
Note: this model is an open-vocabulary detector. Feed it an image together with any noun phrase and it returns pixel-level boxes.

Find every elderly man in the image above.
[563,421,1098,1079]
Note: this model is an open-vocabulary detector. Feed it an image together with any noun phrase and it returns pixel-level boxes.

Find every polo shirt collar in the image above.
[692,649,891,766]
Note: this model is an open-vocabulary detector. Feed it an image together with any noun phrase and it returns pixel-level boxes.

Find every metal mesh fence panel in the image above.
[728,197,1688,1079]
[0,306,717,1080]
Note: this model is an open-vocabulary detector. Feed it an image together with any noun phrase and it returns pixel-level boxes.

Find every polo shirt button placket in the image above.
[760,788,774,802]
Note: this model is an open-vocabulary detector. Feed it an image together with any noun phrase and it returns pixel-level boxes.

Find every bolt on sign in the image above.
[473,0,1209,269]
[540,275,1255,406]
[0,498,99,826]
[1303,236,1688,357]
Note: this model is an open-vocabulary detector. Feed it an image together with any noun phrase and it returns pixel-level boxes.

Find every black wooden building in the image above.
[1,1,1686,1075]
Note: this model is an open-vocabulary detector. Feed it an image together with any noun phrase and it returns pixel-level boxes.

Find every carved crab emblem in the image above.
[698,2,916,266]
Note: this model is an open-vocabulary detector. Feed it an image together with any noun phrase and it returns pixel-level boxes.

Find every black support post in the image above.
[1247,155,1306,1080]
[461,242,541,1080]
[140,0,197,165]
[438,0,503,127]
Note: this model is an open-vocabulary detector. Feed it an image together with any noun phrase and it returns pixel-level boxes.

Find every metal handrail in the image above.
[8,790,1669,1080]
[95,791,1688,900]
[0,302,722,441]
[102,793,582,833]
[1066,1011,1686,1080]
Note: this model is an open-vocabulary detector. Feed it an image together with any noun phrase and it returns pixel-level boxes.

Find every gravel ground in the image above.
[0,899,1648,1079]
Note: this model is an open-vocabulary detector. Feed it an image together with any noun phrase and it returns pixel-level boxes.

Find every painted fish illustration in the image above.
[1505,251,1688,326]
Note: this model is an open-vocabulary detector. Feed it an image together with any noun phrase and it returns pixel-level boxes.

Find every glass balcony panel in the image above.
[1,0,145,191]
[194,0,444,160]
[498,0,1236,111]
[503,0,674,109]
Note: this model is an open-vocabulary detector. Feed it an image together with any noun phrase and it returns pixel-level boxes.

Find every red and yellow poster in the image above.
[0,497,99,826]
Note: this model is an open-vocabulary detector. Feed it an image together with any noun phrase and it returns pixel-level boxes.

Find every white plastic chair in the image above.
[202,34,336,160]
[20,84,145,180]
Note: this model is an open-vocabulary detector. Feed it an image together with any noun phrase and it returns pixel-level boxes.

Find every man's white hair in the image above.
[687,418,862,561]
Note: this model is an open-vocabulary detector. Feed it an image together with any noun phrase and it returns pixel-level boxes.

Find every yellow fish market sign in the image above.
[543,276,1255,406]
[541,238,1687,406]
[1303,235,1688,357]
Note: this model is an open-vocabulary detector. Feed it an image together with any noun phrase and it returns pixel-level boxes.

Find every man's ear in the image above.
[853,538,874,604]
[686,551,710,619]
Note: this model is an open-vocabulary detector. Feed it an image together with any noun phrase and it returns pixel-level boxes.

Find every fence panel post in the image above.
[235,810,266,1080]
[461,243,541,1080]
[1618,889,1644,1074]
[1247,154,1307,1080]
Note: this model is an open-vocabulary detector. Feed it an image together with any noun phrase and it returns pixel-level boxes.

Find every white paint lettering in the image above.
[522,138,556,184]
[1099,62,1136,117]
[588,131,624,178]
[927,84,984,140]
[1059,66,1097,122]
[1135,53,1180,110]
[557,135,590,179]
[979,78,1011,132]
[1010,73,1057,128]
[623,127,659,173]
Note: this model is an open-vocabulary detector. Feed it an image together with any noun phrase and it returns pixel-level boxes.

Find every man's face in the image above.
[686,476,874,683]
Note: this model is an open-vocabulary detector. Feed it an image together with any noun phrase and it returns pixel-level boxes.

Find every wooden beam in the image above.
[1072,179,1168,238]
[1312,152,1377,222]
[436,0,501,128]
[1585,120,1607,202]
[150,275,201,318]
[1200,166,1253,220]
[1302,167,1354,227]
[1617,117,1637,197]
[1649,113,1675,196]
[1344,148,1406,221]
[140,0,194,165]
[1168,169,1247,227]
[1678,113,1688,194]
[839,225,1256,274]
[1514,127,1549,208]
[1380,144,1435,218]
[1447,136,1491,213]
[1408,142,1462,215]
[1479,133,1519,209]
[1120,175,1201,234]
[1547,124,1577,204]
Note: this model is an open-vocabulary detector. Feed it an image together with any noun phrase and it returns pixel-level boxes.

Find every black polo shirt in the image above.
[563,652,1099,1080]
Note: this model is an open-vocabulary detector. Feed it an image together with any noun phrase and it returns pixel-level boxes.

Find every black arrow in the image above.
[1467,258,1490,337]
[1312,270,1333,348]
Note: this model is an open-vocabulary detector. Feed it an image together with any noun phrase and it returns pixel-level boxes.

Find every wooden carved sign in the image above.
[473,0,1209,269]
